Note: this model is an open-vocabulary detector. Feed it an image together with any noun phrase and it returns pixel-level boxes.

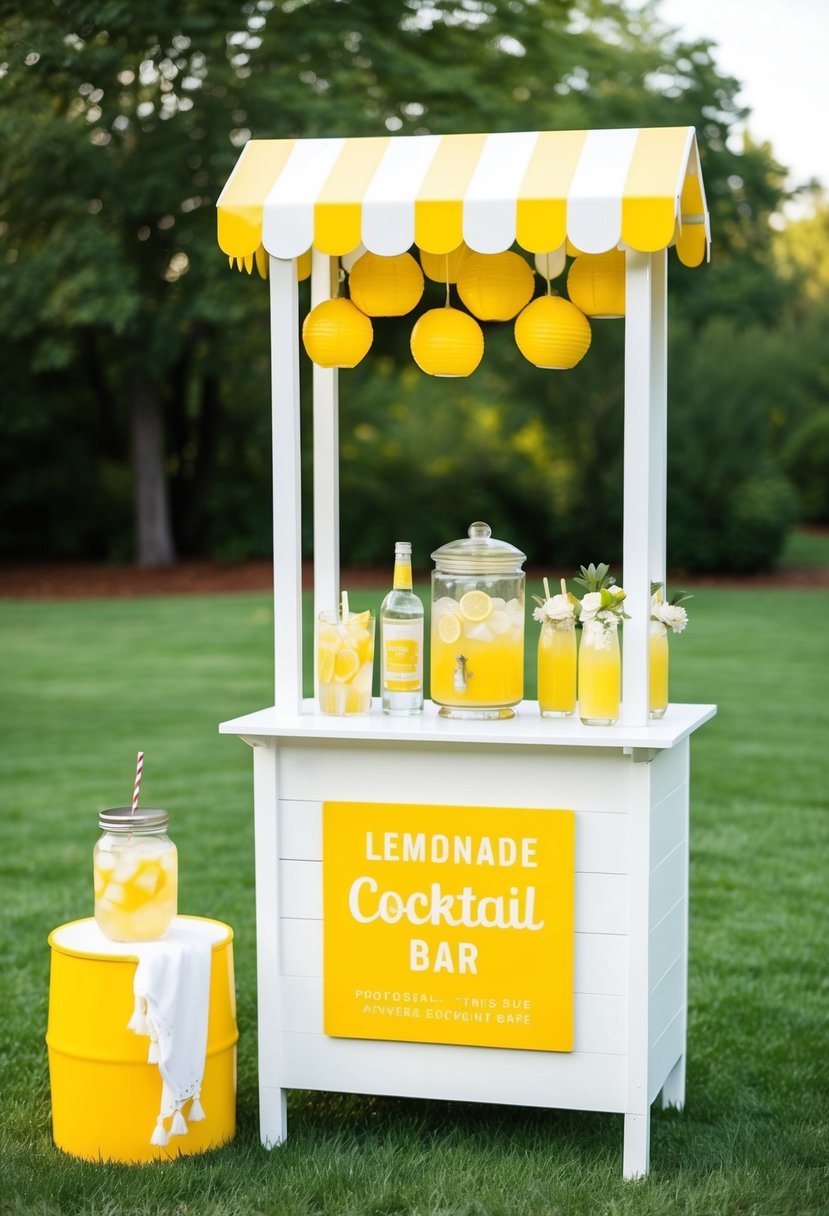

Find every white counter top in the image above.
[220,700,716,751]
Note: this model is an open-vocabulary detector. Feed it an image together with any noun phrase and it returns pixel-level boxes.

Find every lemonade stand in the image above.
[216,127,716,1178]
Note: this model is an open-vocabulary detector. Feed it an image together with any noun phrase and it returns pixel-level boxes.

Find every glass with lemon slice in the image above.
[317,609,375,715]
[430,522,526,719]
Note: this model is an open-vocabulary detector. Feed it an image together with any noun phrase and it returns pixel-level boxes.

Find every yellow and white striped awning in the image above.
[217,126,710,271]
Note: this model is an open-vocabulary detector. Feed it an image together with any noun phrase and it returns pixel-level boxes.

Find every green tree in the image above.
[0,0,793,566]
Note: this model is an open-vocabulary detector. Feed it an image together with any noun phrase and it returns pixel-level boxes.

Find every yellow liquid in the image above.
[317,614,375,715]
[649,627,669,717]
[578,626,620,723]
[431,597,524,709]
[537,624,577,715]
[94,840,178,941]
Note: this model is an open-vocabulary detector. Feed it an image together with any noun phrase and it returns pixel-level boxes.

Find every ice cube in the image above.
[489,597,507,612]
[488,609,511,636]
[103,882,127,907]
[113,857,139,883]
[433,597,459,617]
[134,868,161,895]
[464,622,493,643]
[95,851,116,873]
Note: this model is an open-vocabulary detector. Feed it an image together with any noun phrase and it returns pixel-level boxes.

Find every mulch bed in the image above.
[1,558,827,599]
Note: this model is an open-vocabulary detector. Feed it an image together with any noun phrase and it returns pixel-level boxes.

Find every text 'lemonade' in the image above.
[431,591,524,710]
[94,808,178,942]
[317,608,375,715]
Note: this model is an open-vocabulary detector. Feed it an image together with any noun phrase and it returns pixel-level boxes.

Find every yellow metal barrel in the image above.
[46,916,238,1163]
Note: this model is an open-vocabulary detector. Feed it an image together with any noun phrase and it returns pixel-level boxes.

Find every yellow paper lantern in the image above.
[567,251,626,318]
[302,298,373,368]
[456,251,535,321]
[419,243,470,284]
[514,296,592,369]
[410,307,484,377]
[348,252,425,317]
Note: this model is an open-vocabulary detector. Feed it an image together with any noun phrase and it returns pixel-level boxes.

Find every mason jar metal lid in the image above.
[431,521,526,574]
[98,807,169,832]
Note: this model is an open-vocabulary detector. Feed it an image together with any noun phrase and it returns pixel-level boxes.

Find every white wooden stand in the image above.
[219,245,716,1178]
[221,702,714,1177]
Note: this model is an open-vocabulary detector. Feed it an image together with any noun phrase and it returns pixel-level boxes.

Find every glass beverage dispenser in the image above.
[430,522,526,719]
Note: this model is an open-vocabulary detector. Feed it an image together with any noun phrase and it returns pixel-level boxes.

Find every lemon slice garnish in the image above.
[318,645,336,684]
[438,613,462,644]
[334,648,360,683]
[346,610,371,630]
[459,590,493,622]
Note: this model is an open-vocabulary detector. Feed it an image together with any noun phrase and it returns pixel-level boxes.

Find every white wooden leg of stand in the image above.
[623,1111,651,1180]
[660,1054,686,1110]
[260,1086,288,1148]
[252,741,287,1147]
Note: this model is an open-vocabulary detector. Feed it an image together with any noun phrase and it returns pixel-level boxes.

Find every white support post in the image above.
[648,250,668,594]
[252,741,288,1146]
[311,251,341,632]
[623,762,653,1179]
[622,250,668,725]
[269,256,304,715]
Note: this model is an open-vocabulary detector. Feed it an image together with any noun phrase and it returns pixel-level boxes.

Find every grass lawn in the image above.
[0,583,827,1215]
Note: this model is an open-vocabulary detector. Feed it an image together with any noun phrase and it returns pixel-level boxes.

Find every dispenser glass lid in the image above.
[431,521,526,574]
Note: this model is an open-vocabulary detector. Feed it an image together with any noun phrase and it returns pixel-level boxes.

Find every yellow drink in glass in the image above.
[317,610,375,715]
[94,837,178,942]
[538,621,577,716]
[431,593,524,718]
[649,621,669,718]
[578,620,620,725]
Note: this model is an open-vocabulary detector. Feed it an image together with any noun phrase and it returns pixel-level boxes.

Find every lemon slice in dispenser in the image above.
[459,590,493,622]
[438,613,462,644]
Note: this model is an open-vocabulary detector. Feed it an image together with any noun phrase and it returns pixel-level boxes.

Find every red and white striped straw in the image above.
[131,751,144,815]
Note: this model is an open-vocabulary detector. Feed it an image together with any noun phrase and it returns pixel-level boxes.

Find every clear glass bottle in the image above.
[381,541,424,715]
[93,807,178,942]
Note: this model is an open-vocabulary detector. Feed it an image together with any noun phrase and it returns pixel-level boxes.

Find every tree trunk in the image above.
[129,376,176,567]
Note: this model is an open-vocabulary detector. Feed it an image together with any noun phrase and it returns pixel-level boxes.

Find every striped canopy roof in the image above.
[217,126,710,271]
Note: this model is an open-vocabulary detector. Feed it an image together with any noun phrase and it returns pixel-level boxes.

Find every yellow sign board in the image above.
[323,802,575,1052]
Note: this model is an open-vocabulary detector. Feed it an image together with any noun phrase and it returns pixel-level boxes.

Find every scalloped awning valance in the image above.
[217,126,710,272]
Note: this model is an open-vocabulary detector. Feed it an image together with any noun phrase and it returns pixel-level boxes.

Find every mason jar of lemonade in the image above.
[431,521,526,720]
[94,808,178,941]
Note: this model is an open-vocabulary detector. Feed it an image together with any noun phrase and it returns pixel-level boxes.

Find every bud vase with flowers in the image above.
[574,563,629,725]
[649,583,691,718]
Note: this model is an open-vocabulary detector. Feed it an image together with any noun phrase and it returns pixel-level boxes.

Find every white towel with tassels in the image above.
[126,925,213,1146]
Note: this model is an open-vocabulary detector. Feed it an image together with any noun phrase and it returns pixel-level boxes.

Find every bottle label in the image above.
[383,620,423,692]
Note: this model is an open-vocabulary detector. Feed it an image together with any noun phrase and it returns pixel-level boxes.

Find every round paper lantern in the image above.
[456,251,535,321]
[410,307,484,377]
[514,296,592,369]
[533,247,566,281]
[567,251,626,318]
[348,251,424,317]
[302,298,373,368]
[419,243,470,284]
